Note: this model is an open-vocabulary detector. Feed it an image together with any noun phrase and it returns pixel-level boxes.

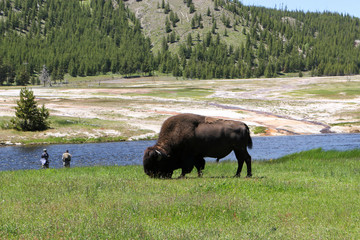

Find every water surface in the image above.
[0,134,359,171]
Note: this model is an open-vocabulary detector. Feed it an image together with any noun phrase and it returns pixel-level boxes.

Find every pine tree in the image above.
[161,36,169,51]
[0,60,7,85]
[187,33,193,47]
[207,7,211,16]
[165,17,172,33]
[214,0,219,11]
[191,18,196,29]
[16,68,30,86]
[11,88,50,131]
[189,4,195,14]
[264,63,274,78]
[164,2,170,14]
[212,21,216,34]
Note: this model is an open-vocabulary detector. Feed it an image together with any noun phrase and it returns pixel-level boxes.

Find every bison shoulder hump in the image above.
[205,116,224,124]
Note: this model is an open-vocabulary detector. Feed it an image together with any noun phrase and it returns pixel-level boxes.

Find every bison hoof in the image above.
[246,174,252,178]
[234,174,240,178]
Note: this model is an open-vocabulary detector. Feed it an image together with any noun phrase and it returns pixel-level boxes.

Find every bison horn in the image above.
[155,150,162,161]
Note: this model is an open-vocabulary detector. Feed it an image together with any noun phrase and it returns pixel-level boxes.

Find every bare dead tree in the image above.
[39,65,51,87]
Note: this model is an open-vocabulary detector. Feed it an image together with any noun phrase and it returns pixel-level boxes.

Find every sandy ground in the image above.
[0,75,359,143]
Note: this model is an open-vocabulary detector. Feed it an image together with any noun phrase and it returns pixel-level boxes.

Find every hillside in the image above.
[125,0,360,77]
[0,0,154,85]
[124,0,247,52]
[1,0,360,83]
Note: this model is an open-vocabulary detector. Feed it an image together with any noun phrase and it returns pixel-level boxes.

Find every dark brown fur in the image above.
[143,113,252,178]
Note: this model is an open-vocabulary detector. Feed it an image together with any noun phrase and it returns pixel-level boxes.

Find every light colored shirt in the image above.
[62,152,71,161]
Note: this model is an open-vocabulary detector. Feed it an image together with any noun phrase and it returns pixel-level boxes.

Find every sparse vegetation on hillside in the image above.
[130,0,360,79]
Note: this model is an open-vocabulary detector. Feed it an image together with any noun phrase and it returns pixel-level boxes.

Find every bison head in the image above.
[143,146,172,178]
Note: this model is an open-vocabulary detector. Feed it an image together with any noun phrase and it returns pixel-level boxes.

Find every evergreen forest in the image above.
[1,0,360,85]
[0,0,153,85]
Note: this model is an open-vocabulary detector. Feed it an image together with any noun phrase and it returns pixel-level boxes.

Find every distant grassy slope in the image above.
[288,81,360,99]
[1,149,359,239]
[125,0,247,52]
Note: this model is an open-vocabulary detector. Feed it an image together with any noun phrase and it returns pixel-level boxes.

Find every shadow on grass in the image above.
[161,175,267,180]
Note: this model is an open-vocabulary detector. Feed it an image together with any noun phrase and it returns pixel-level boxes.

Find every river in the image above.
[0,134,359,171]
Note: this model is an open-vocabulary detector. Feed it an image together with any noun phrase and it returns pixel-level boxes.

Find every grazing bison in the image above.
[143,113,252,178]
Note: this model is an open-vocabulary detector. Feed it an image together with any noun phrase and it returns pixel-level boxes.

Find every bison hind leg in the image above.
[234,148,252,178]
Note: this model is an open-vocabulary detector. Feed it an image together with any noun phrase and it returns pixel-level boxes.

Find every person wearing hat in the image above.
[62,150,72,168]
[40,149,49,169]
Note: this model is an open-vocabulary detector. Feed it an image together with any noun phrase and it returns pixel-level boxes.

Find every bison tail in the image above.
[247,135,253,149]
[245,124,253,149]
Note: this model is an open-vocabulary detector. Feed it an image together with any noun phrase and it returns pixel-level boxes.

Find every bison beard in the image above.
[143,113,252,178]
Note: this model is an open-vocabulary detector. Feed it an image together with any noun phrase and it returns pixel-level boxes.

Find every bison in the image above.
[143,113,252,178]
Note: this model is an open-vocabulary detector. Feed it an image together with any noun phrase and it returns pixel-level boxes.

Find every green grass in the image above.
[0,116,12,130]
[1,149,359,239]
[0,116,152,145]
[288,81,360,99]
[127,87,213,99]
[19,135,128,145]
[64,73,123,83]
[49,116,128,129]
[331,121,360,127]
[252,126,268,134]
[302,89,359,98]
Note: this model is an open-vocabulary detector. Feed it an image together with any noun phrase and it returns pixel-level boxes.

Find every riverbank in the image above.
[2,134,359,172]
[0,75,359,145]
[1,149,359,239]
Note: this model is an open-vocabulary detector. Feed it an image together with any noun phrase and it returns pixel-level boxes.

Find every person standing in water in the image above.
[62,150,72,168]
[40,149,49,169]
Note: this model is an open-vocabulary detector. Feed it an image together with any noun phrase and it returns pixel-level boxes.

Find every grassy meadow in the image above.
[1,149,359,239]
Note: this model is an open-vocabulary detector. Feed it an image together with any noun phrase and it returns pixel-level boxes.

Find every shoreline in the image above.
[1,76,359,143]
[1,136,359,173]
[1,132,359,147]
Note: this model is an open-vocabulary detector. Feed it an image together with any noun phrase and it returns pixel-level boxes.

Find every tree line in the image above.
[156,0,360,79]
[1,0,360,85]
[0,0,153,85]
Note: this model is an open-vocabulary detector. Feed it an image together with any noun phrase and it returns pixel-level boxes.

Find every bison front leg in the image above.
[195,157,205,177]
[162,171,173,179]
[179,167,193,178]
[179,165,195,178]
[234,148,252,177]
